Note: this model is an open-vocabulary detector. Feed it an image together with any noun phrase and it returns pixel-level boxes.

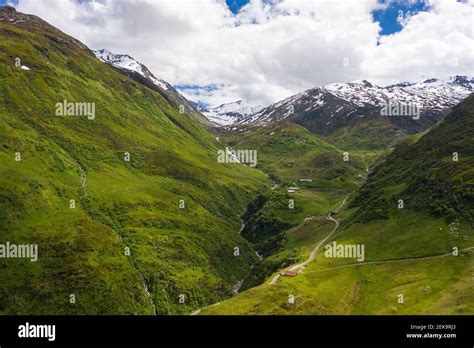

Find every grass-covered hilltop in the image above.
[0,6,472,316]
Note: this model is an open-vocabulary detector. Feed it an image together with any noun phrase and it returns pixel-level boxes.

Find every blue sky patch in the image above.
[174,84,222,109]
[226,0,251,14]
[372,0,430,36]
[174,84,221,92]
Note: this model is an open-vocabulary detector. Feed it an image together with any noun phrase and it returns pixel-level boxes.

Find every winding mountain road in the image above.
[190,184,474,314]
[269,194,350,285]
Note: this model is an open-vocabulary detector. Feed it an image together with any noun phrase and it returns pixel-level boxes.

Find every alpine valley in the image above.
[0,6,472,316]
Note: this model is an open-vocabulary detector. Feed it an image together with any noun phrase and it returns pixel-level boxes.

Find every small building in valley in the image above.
[281,270,298,277]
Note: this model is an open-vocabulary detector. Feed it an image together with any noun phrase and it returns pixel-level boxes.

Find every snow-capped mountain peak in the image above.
[451,75,474,88]
[203,100,263,126]
[93,48,210,125]
[216,76,473,130]
[93,49,169,90]
[399,75,474,107]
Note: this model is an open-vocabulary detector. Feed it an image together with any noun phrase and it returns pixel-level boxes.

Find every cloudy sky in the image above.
[5,0,474,107]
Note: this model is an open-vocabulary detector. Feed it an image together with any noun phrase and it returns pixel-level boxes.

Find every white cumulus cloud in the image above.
[12,0,474,107]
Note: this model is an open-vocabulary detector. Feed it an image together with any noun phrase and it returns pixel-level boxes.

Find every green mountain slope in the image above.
[351,93,474,223]
[0,7,269,314]
[219,121,381,189]
[324,116,407,151]
[199,95,474,315]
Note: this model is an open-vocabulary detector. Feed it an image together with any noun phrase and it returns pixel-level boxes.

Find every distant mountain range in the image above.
[92,47,473,136]
[207,77,473,132]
